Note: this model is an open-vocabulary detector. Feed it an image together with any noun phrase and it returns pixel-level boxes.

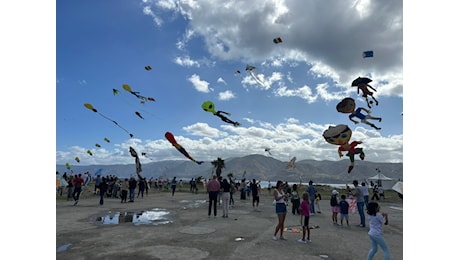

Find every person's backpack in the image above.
[330,195,338,206]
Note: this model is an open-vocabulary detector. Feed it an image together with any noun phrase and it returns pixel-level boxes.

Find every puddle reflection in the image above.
[95,208,173,226]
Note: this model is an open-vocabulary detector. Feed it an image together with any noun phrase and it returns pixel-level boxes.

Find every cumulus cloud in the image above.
[218,90,235,100]
[187,74,212,92]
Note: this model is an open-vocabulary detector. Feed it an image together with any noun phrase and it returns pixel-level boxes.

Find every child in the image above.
[330,190,340,225]
[339,194,350,226]
[297,192,311,243]
[367,202,390,260]
[314,193,322,213]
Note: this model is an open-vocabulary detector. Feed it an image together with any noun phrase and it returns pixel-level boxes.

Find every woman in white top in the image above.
[272,180,289,241]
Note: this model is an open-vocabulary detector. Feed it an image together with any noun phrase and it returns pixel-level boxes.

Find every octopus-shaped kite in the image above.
[122,84,156,104]
[165,132,204,165]
[84,103,133,138]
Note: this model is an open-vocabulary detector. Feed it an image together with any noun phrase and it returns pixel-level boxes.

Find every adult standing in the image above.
[362,180,370,209]
[171,176,177,196]
[250,179,260,211]
[137,178,146,198]
[273,180,289,241]
[290,184,301,215]
[220,178,231,218]
[353,180,366,227]
[306,180,317,215]
[120,178,129,203]
[94,174,102,194]
[128,177,137,202]
[99,177,108,206]
[207,175,221,217]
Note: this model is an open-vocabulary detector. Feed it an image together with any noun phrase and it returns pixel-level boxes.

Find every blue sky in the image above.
[55,0,405,167]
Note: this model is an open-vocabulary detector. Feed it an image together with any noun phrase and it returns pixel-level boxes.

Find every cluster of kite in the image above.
[322,74,383,173]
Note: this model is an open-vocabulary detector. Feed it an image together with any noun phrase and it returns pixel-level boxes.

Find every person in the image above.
[94,174,102,194]
[290,184,301,215]
[362,180,370,209]
[99,177,108,206]
[367,202,390,260]
[220,178,231,218]
[339,194,350,226]
[250,179,260,211]
[66,174,74,201]
[272,180,289,241]
[207,175,220,217]
[353,180,366,227]
[120,178,129,203]
[267,181,272,195]
[314,192,322,213]
[378,186,385,200]
[330,190,340,225]
[306,180,317,215]
[371,185,380,201]
[297,192,311,243]
[349,107,382,130]
[72,173,85,206]
[137,178,146,198]
[171,176,177,196]
[128,177,137,202]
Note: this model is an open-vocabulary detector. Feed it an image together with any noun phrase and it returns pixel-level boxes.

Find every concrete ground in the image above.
[56,190,403,260]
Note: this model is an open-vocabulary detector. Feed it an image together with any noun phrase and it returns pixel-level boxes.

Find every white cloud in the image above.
[174,56,200,67]
[217,77,226,85]
[218,90,235,100]
[187,74,212,92]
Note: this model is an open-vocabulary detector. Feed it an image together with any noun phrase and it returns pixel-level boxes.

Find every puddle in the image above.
[93,208,173,226]
[179,199,207,209]
[56,243,72,252]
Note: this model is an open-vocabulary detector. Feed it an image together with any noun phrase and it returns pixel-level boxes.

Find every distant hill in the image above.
[56,154,402,183]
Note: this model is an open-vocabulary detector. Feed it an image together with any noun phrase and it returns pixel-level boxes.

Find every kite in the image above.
[84,103,134,138]
[323,124,365,173]
[286,157,296,169]
[141,152,154,161]
[273,37,283,44]
[129,146,143,179]
[235,70,241,75]
[245,65,266,88]
[104,137,110,143]
[201,100,241,127]
[362,50,374,58]
[351,77,379,108]
[165,132,204,165]
[95,143,101,148]
[75,157,80,163]
[112,89,119,95]
[336,97,382,130]
[135,111,144,120]
[87,150,93,156]
[145,65,152,70]
[65,162,71,170]
[264,148,272,155]
[122,84,156,104]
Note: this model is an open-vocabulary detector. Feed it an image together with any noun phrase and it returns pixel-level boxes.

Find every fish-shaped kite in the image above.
[165,132,204,165]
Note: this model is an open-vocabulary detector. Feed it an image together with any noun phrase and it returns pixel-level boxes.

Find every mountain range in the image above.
[56,154,403,184]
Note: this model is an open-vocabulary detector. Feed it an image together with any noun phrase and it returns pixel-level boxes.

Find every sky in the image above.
[56,0,404,167]
[3,1,460,257]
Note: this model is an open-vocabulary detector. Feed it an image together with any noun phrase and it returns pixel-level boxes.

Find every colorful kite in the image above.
[75,157,80,163]
[165,132,204,165]
[145,65,152,70]
[112,88,120,95]
[104,137,110,143]
[84,103,134,138]
[87,150,93,156]
[286,157,296,169]
[65,162,71,170]
[336,97,382,130]
[322,124,365,173]
[362,50,374,58]
[201,100,241,127]
[273,37,283,44]
[129,147,143,179]
[245,65,266,88]
[122,84,156,104]
[351,77,379,108]
[95,143,101,148]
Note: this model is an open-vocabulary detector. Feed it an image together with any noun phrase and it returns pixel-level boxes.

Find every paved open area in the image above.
[56,190,403,259]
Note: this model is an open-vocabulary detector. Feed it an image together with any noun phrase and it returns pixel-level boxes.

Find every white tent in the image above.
[367,173,395,190]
